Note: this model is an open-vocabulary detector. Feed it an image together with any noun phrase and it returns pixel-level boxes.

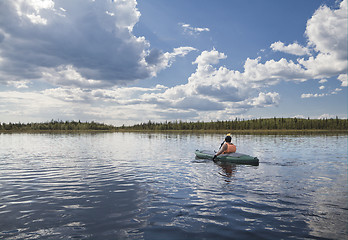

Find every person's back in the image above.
[223,142,236,154]
[213,135,236,161]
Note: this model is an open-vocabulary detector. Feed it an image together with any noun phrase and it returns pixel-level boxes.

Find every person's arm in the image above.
[213,144,227,161]
[216,144,227,156]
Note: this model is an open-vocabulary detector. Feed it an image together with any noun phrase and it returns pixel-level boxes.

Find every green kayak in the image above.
[195,150,259,165]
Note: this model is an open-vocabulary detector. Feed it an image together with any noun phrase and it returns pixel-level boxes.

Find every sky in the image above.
[0,0,347,126]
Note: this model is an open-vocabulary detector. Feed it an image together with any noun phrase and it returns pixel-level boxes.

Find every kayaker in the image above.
[213,135,236,162]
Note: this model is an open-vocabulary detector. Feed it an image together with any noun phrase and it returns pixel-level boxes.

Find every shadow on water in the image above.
[192,157,239,180]
[216,162,237,180]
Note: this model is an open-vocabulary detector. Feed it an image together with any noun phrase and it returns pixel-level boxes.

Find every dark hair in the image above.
[225,136,232,142]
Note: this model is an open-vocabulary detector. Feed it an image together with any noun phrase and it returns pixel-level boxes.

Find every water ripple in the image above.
[0,133,347,239]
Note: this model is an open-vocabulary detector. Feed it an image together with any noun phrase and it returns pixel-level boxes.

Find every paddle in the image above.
[217,133,231,151]
[219,140,225,150]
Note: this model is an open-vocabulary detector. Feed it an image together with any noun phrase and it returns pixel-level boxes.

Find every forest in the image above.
[0,120,116,132]
[0,117,347,132]
[118,117,348,132]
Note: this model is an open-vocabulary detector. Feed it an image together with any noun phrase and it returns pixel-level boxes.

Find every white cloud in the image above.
[1,0,344,91]
[269,0,347,81]
[38,48,284,113]
[26,13,48,25]
[41,65,105,88]
[145,47,197,78]
[299,0,347,79]
[298,53,347,79]
[306,0,347,59]
[43,87,91,102]
[293,115,306,119]
[43,84,168,104]
[250,92,280,107]
[338,74,347,87]
[319,86,325,90]
[113,0,141,32]
[318,114,337,119]
[242,57,308,86]
[105,11,114,16]
[7,80,31,89]
[0,90,71,122]
[180,23,210,35]
[301,88,342,98]
[172,96,224,111]
[0,0,195,88]
[270,41,310,56]
[136,49,285,112]
[118,31,344,112]
[13,0,55,25]
[193,49,227,66]
[301,93,327,98]
[0,1,346,124]
[0,88,178,125]
[332,88,342,94]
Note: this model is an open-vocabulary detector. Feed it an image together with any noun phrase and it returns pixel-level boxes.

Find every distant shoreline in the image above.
[115,129,348,134]
[1,129,347,135]
[1,118,347,134]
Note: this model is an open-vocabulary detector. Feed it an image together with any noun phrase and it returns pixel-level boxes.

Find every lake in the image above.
[0,132,347,239]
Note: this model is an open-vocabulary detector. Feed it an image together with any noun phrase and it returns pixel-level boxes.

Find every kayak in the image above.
[195,150,259,165]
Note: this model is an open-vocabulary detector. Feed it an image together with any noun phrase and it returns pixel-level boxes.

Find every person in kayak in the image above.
[213,135,236,162]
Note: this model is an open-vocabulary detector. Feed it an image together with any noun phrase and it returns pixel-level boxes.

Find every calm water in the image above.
[0,132,347,240]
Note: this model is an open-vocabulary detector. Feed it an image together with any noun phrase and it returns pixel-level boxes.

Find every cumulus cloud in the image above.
[131,49,286,112]
[193,49,227,66]
[0,87,188,125]
[306,1,347,59]
[299,0,347,79]
[250,92,280,107]
[0,90,74,122]
[338,74,347,87]
[38,48,284,113]
[77,5,346,114]
[43,84,168,104]
[148,0,347,114]
[270,41,310,56]
[144,46,197,78]
[0,0,346,124]
[269,0,347,81]
[0,0,195,88]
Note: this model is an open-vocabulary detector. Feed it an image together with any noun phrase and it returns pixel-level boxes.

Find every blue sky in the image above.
[0,0,347,126]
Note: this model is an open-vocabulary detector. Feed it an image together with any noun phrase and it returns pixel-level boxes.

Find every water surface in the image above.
[0,133,347,239]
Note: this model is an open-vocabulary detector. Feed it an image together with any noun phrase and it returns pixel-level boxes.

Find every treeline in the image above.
[1,117,347,133]
[0,120,116,132]
[118,117,348,131]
